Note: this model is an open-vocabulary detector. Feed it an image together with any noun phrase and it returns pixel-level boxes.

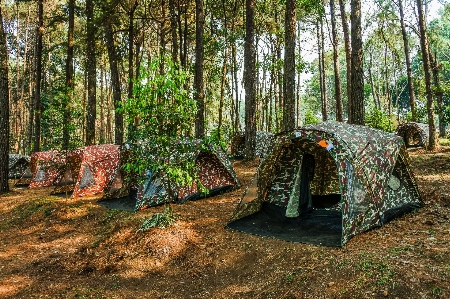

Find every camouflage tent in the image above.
[71,144,122,197]
[27,149,84,191]
[28,150,67,189]
[227,121,422,246]
[8,154,30,179]
[230,131,275,159]
[396,122,432,148]
[102,142,240,212]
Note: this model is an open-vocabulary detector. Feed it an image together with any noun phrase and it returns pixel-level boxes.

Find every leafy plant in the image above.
[365,107,395,132]
[138,205,176,231]
[119,54,202,217]
[304,109,321,125]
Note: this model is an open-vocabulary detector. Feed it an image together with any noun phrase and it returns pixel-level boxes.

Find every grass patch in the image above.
[438,138,450,146]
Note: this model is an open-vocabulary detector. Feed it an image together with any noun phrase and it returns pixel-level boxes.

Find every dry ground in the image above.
[0,148,449,299]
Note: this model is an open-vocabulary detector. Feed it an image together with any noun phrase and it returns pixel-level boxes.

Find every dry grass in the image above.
[0,153,449,299]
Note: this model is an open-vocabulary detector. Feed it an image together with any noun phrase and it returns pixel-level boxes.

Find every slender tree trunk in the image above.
[368,52,378,109]
[244,0,256,159]
[33,0,43,152]
[430,52,446,137]
[283,0,296,131]
[398,0,416,121]
[339,0,352,122]
[86,0,97,145]
[330,0,343,122]
[417,0,436,149]
[194,0,205,138]
[100,56,105,144]
[349,0,364,125]
[105,17,124,145]
[0,3,10,192]
[63,0,75,150]
[127,1,138,102]
[317,20,328,121]
[169,0,178,63]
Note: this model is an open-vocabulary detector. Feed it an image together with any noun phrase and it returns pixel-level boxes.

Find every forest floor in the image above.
[1,147,450,299]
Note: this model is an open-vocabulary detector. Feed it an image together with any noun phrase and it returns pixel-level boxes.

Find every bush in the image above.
[365,108,395,132]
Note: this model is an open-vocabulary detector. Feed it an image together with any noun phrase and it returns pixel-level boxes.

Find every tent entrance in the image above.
[228,139,343,246]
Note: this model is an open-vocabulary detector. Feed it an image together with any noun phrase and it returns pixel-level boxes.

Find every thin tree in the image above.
[317,18,327,121]
[33,0,44,152]
[397,0,417,122]
[330,0,344,122]
[63,0,75,150]
[85,0,97,145]
[339,0,352,122]
[349,0,365,125]
[0,1,10,192]
[244,0,256,159]
[194,0,205,138]
[416,0,436,149]
[105,16,124,145]
[283,0,296,131]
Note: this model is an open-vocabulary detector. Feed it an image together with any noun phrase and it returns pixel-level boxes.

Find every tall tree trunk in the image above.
[283,0,296,131]
[85,0,97,145]
[99,56,105,144]
[0,3,10,192]
[330,0,343,122]
[244,0,256,159]
[339,0,352,122]
[127,1,138,102]
[105,17,124,145]
[417,0,436,149]
[169,0,178,63]
[194,0,205,139]
[317,20,328,121]
[349,0,364,125]
[33,0,44,152]
[430,52,446,137]
[63,0,75,150]
[398,0,416,121]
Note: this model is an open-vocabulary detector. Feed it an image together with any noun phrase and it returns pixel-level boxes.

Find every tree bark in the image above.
[85,0,97,145]
[105,17,124,145]
[169,0,178,63]
[244,0,256,159]
[330,0,343,122]
[339,0,352,122]
[349,0,365,125]
[33,0,43,152]
[63,0,75,150]
[283,0,296,131]
[398,0,417,121]
[317,19,328,121]
[194,0,205,139]
[417,0,436,149]
[430,52,446,137]
[0,3,10,192]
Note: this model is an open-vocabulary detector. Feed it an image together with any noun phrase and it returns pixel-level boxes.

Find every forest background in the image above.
[0,0,449,173]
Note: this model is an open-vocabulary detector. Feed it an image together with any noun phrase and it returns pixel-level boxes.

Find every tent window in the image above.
[388,175,401,191]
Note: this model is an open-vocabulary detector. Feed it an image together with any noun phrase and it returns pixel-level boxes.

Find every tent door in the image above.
[298,153,314,214]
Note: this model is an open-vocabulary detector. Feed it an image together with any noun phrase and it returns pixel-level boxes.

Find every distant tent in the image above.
[230,131,275,159]
[71,144,122,198]
[8,154,30,179]
[396,122,432,148]
[28,150,67,189]
[102,142,240,212]
[227,121,422,246]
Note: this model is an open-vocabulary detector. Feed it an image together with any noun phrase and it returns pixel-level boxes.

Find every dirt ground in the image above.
[1,147,450,299]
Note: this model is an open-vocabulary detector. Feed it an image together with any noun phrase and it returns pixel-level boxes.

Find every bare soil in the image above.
[1,148,450,299]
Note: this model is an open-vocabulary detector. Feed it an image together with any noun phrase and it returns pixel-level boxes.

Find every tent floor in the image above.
[97,195,137,212]
[227,209,342,247]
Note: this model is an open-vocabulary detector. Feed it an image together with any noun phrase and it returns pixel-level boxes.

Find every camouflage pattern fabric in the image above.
[396,122,433,148]
[229,121,422,246]
[134,141,240,211]
[8,154,30,179]
[52,148,85,194]
[72,144,121,197]
[230,131,275,158]
[28,151,67,188]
